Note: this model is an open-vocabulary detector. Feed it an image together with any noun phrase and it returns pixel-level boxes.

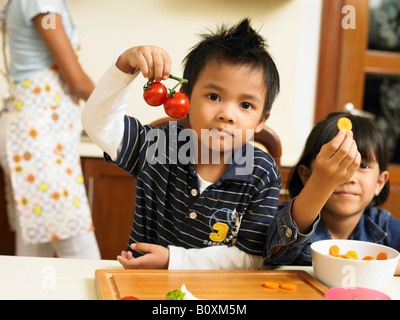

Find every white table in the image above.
[0,255,121,300]
[0,255,398,300]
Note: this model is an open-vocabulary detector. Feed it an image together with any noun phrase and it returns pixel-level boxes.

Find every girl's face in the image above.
[322,156,388,218]
[187,59,269,157]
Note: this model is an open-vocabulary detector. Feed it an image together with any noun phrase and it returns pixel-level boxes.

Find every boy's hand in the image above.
[312,130,361,189]
[116,46,171,82]
[117,243,169,269]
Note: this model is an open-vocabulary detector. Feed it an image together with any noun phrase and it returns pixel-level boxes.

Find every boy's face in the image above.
[187,59,269,155]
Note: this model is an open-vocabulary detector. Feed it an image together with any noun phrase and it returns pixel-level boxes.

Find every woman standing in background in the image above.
[0,0,100,258]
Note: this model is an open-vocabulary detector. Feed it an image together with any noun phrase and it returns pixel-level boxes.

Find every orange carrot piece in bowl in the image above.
[362,256,374,260]
[345,250,358,260]
[377,252,387,260]
[329,245,340,257]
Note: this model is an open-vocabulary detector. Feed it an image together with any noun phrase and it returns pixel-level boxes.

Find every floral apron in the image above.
[1,11,94,244]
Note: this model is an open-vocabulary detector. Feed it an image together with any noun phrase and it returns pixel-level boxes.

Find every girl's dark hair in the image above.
[288,112,390,207]
[180,18,280,118]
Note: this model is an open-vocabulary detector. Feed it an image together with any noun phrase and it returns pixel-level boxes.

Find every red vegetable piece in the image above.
[164,92,190,118]
[143,82,168,106]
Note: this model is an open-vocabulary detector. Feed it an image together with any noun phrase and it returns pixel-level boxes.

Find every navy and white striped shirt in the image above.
[106,116,281,258]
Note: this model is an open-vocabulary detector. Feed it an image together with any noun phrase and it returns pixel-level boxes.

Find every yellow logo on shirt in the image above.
[209,222,229,242]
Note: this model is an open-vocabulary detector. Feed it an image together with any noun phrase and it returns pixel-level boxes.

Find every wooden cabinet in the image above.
[0,157,137,259]
[315,0,400,219]
[0,170,15,255]
[315,0,400,120]
[279,167,291,204]
[380,164,400,220]
[81,158,136,260]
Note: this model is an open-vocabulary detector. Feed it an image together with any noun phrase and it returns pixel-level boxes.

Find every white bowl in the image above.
[311,239,399,291]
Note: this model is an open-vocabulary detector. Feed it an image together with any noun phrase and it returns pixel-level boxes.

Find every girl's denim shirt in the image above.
[290,207,400,266]
[263,199,320,265]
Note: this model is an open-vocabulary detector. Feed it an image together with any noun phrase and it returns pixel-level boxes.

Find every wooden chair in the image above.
[150,116,282,168]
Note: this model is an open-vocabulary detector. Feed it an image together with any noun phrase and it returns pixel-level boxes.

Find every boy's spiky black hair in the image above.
[181,18,280,117]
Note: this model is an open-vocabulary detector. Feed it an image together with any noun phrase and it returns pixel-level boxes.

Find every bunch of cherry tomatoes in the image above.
[143,74,190,118]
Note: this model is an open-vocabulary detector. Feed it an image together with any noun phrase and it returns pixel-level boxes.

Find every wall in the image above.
[0,0,323,167]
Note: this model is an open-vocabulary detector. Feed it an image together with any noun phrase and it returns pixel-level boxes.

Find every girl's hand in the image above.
[116,46,171,82]
[291,129,361,233]
[117,243,169,269]
[313,129,361,188]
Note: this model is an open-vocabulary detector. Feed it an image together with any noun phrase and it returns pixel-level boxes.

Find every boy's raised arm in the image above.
[81,63,138,160]
[82,46,172,161]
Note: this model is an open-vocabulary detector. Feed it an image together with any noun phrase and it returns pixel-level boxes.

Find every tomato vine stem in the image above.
[143,74,188,97]
[168,74,188,93]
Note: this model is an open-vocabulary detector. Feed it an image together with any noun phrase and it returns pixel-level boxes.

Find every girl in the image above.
[287,112,400,274]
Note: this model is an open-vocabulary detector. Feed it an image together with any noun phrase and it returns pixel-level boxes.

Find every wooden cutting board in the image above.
[95,269,327,300]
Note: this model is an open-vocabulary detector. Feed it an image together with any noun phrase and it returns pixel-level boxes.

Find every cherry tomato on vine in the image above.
[143,82,167,106]
[164,92,190,118]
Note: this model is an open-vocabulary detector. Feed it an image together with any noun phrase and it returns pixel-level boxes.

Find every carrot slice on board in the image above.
[337,117,352,131]
[377,252,387,260]
[329,245,340,257]
[263,282,279,289]
[280,283,297,291]
[345,250,358,260]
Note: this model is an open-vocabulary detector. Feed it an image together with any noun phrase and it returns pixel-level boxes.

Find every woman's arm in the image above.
[32,13,94,101]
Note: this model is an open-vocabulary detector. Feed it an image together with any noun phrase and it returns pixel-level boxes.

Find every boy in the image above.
[82,19,319,269]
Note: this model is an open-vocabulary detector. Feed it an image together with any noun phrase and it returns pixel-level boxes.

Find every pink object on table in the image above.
[325,287,391,300]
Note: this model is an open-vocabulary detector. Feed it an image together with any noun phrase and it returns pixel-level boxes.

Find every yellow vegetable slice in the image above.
[337,117,352,131]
